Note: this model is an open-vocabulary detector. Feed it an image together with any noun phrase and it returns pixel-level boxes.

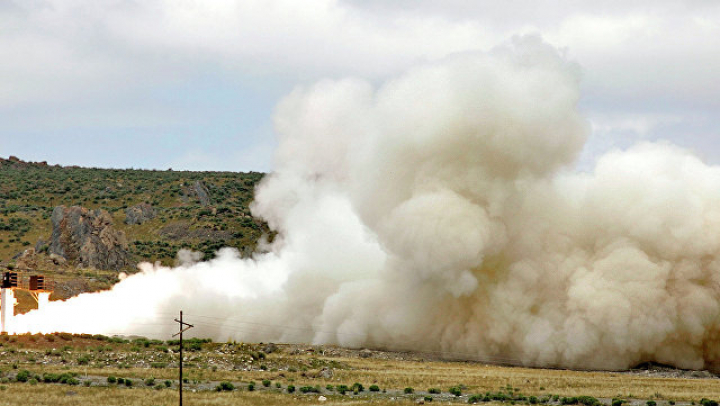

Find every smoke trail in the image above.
[15,36,720,372]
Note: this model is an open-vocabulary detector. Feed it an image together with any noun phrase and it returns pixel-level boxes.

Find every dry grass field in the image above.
[0,334,718,406]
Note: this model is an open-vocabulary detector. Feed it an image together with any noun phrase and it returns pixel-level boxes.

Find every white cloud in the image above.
[1,0,719,169]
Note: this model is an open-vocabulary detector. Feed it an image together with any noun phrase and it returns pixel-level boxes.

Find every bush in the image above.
[300,386,320,393]
[125,378,133,387]
[145,377,155,386]
[107,376,117,384]
[247,383,254,391]
[530,396,539,404]
[429,388,441,394]
[701,400,718,406]
[15,370,30,382]
[369,385,380,392]
[577,396,600,406]
[215,381,235,391]
[352,382,364,392]
[449,386,462,397]
[287,385,295,393]
[262,379,271,387]
[404,387,414,394]
[424,396,433,402]
[276,382,282,388]
[337,384,349,395]
[468,394,484,404]
[165,380,172,388]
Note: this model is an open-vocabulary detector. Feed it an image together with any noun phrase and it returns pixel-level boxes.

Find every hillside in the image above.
[0,156,271,301]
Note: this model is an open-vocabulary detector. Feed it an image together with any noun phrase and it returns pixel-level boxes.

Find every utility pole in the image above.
[173,310,193,406]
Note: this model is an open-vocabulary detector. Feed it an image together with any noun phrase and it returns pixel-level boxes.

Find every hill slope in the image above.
[0,156,271,301]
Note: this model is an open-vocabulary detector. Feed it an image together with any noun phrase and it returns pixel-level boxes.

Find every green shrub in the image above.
[107,376,117,384]
[299,386,320,393]
[647,402,656,406]
[424,396,433,402]
[337,384,349,395]
[276,382,282,388]
[352,382,364,392]
[577,396,600,406]
[164,380,172,388]
[369,385,380,392]
[449,386,462,397]
[247,383,255,391]
[145,377,155,386]
[468,394,484,404]
[125,378,133,387]
[326,384,334,391]
[700,400,718,406]
[262,379,271,387]
[215,381,235,391]
[428,388,441,394]
[530,396,539,404]
[15,370,30,382]
[404,387,414,394]
[287,385,295,393]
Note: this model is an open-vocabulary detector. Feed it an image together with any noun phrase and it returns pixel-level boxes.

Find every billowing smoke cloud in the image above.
[15,36,720,372]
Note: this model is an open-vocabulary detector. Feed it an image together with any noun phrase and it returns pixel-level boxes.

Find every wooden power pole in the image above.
[173,310,193,406]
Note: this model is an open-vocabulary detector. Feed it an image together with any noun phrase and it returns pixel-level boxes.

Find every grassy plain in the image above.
[0,334,717,406]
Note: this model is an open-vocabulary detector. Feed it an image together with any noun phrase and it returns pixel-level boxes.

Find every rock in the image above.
[124,203,157,225]
[318,396,327,402]
[415,399,425,405]
[35,239,47,252]
[262,343,278,354]
[8,155,19,162]
[48,205,131,270]
[15,248,37,269]
[319,368,333,379]
[49,253,66,265]
[359,349,373,358]
[194,180,211,206]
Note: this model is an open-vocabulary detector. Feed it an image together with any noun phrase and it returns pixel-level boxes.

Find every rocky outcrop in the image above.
[48,206,131,270]
[125,202,157,225]
[14,248,38,270]
[194,180,211,206]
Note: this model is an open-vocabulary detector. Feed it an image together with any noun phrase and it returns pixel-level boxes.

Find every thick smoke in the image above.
[15,36,720,372]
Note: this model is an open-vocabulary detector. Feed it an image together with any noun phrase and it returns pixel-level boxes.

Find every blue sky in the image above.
[1,0,718,172]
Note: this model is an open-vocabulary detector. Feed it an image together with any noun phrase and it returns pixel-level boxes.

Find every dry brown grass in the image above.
[236,353,720,401]
[2,338,719,404]
[0,383,418,406]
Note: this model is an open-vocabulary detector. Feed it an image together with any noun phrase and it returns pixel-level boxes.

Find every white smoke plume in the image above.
[14,36,720,372]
